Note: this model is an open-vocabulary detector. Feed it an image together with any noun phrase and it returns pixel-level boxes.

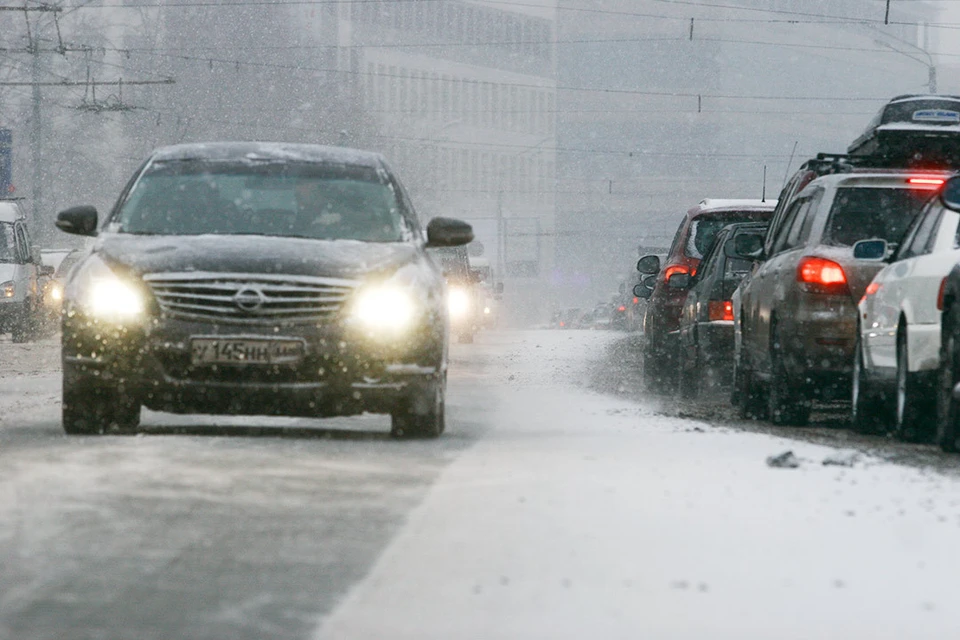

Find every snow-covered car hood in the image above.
[92,233,423,281]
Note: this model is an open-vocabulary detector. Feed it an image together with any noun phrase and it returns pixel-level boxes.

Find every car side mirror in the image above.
[426,217,473,247]
[667,273,692,290]
[853,238,888,261]
[637,254,661,274]
[726,233,764,261]
[941,176,960,212]
[633,283,652,299]
[39,264,54,276]
[56,205,99,237]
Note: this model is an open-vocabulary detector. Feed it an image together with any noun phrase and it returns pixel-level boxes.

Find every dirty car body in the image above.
[56,142,472,438]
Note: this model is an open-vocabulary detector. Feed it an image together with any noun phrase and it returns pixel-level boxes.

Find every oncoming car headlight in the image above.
[69,257,145,321]
[447,286,472,319]
[1,281,14,298]
[352,285,418,334]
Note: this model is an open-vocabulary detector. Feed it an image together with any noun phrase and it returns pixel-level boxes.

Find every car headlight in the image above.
[352,285,417,334]
[1,281,13,298]
[69,257,145,321]
[49,283,63,301]
[448,286,472,319]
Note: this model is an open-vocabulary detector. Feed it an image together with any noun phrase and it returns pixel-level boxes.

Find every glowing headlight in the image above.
[1,281,13,298]
[483,306,491,315]
[50,284,63,301]
[448,286,472,319]
[353,286,417,332]
[84,277,144,320]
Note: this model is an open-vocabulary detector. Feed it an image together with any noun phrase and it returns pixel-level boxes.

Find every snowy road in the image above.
[3,331,960,639]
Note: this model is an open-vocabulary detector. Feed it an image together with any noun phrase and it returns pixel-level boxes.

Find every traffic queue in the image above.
[634,94,960,453]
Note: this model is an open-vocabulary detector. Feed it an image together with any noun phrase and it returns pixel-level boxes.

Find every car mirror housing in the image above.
[941,176,960,212]
[637,254,661,274]
[633,283,653,299]
[852,238,888,261]
[425,217,474,247]
[667,273,692,290]
[56,205,99,237]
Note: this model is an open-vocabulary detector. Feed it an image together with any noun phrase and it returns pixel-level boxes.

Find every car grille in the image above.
[144,272,357,324]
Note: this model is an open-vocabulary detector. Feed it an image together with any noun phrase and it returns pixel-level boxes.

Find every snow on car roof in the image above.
[150,142,387,168]
[0,201,24,223]
[696,198,778,212]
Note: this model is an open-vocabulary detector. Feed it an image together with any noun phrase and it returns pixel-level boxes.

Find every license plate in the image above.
[190,338,305,366]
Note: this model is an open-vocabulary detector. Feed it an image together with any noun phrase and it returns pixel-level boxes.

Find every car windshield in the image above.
[117,161,406,242]
[823,187,931,247]
[0,223,14,263]
[686,212,769,259]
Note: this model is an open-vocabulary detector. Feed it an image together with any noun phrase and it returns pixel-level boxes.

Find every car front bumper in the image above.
[63,312,444,418]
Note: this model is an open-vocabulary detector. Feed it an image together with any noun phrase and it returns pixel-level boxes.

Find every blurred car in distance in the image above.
[0,200,51,342]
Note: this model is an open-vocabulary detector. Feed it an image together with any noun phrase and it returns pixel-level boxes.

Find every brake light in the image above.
[663,264,690,281]
[633,297,639,304]
[908,178,946,186]
[797,256,849,294]
[865,282,880,296]
[618,305,626,312]
[708,300,734,322]
[939,277,948,311]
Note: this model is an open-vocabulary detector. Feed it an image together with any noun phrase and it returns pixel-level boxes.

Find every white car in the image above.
[853,189,960,440]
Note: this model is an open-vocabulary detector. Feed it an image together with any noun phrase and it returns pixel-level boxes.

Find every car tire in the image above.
[937,307,960,453]
[678,338,700,399]
[391,377,445,439]
[62,378,141,435]
[894,325,934,442]
[851,329,887,435]
[768,326,810,426]
[735,352,767,420]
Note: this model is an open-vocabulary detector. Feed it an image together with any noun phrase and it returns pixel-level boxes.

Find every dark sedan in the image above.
[54,142,473,438]
[675,222,768,398]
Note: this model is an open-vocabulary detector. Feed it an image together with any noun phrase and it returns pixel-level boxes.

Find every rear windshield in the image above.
[685,212,771,259]
[822,187,932,247]
[117,160,406,242]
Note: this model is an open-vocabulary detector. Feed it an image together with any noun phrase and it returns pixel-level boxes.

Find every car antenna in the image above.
[782,141,799,189]
[761,165,767,202]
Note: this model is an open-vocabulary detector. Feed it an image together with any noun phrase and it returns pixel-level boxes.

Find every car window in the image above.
[897,200,943,260]
[117,161,407,242]
[770,199,806,255]
[694,230,725,282]
[13,224,28,263]
[822,187,929,247]
[686,211,770,259]
[0,222,14,263]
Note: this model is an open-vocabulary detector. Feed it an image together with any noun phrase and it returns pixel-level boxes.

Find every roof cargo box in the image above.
[848,95,960,166]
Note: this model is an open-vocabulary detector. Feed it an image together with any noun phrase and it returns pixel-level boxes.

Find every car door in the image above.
[866,201,944,369]
[680,230,725,361]
[750,195,816,371]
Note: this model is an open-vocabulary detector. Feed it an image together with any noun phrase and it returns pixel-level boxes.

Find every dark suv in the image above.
[54,142,473,438]
[635,199,776,389]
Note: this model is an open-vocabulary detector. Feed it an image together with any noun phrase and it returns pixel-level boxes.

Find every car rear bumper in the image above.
[781,298,858,378]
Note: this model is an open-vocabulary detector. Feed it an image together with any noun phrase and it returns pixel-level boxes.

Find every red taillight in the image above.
[908,177,946,186]
[618,305,626,312]
[559,321,565,327]
[939,277,948,311]
[865,282,881,296]
[797,256,848,294]
[663,264,690,281]
[708,300,734,322]
[632,297,639,304]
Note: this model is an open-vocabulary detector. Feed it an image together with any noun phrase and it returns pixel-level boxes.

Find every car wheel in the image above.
[768,326,810,426]
[735,351,767,420]
[937,309,960,453]
[678,338,700,400]
[851,327,887,434]
[62,378,141,435]
[391,377,445,439]
[894,326,934,442]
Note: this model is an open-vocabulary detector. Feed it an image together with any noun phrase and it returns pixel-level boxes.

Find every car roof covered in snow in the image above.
[695,199,778,212]
[0,201,24,223]
[149,142,388,169]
